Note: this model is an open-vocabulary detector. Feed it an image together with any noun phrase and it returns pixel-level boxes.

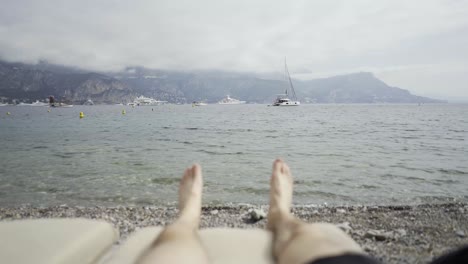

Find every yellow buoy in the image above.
[122,109,126,115]
[79,112,84,118]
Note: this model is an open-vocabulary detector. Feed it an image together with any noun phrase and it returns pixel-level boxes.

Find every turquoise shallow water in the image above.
[0,104,467,207]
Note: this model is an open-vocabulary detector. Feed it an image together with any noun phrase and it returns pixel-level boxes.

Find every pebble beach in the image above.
[1,202,467,264]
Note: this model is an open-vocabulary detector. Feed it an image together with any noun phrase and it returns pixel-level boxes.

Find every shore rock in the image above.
[249,209,266,221]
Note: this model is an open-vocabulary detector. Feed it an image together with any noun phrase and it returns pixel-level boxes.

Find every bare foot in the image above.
[267,159,293,231]
[177,164,203,227]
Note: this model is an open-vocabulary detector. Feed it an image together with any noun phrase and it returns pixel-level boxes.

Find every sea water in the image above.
[0,104,467,207]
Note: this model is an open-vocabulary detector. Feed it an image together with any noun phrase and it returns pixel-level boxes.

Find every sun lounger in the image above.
[0,219,118,264]
[0,219,274,264]
[107,227,274,264]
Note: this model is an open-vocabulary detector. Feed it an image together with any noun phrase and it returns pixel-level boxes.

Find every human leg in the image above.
[267,159,364,264]
[139,164,210,264]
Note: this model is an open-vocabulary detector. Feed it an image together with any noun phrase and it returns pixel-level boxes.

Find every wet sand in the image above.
[1,202,467,264]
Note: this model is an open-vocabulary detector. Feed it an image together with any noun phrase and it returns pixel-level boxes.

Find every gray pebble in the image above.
[336,222,352,233]
[395,229,407,237]
[365,229,393,241]
[455,230,465,238]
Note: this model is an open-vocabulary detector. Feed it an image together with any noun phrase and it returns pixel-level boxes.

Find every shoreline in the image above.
[1,202,467,264]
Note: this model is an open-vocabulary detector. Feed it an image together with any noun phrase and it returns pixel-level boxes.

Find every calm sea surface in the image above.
[0,104,467,207]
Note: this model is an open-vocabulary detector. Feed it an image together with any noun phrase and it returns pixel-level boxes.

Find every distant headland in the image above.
[0,60,445,105]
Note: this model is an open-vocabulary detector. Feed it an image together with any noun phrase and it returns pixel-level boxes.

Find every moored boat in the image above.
[218,95,246,104]
[271,59,300,106]
[192,101,207,106]
[49,96,74,108]
[129,95,167,106]
[31,100,49,106]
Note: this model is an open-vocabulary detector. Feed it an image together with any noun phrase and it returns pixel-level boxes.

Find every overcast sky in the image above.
[1,0,467,100]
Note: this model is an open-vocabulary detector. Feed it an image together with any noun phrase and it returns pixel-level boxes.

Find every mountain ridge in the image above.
[0,60,444,104]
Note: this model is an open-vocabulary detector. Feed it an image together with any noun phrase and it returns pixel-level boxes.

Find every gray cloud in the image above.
[1,0,468,98]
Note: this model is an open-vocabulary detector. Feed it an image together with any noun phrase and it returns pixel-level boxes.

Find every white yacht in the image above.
[271,59,300,106]
[16,102,31,106]
[31,100,49,106]
[15,100,48,106]
[129,95,167,106]
[218,95,246,104]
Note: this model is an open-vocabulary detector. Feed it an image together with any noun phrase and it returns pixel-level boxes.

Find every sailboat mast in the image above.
[284,58,298,101]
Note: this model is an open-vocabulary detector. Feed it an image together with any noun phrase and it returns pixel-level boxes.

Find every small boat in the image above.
[50,103,73,108]
[48,96,74,108]
[218,95,246,104]
[192,101,207,106]
[271,59,300,106]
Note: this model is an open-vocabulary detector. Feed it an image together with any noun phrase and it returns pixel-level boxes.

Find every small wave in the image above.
[151,177,180,185]
[196,149,244,155]
[443,137,465,141]
[226,128,253,132]
[143,148,158,151]
[295,190,353,200]
[206,144,225,148]
[390,165,435,174]
[438,169,468,175]
[32,185,67,194]
[401,136,419,139]
[293,179,323,187]
[52,153,74,159]
[434,179,460,184]
[359,184,379,189]
[32,146,48,149]
[404,176,426,182]
[85,195,128,203]
[448,129,466,133]
[224,186,269,195]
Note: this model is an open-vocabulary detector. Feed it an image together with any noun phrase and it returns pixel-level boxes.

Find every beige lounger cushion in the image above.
[0,218,118,264]
[109,227,274,264]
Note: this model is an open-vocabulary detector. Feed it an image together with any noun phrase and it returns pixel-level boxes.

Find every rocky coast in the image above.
[1,202,467,264]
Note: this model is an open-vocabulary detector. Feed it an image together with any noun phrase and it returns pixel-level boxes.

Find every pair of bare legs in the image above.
[139,159,363,264]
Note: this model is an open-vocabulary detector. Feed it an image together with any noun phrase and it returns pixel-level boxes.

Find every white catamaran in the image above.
[272,59,300,106]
